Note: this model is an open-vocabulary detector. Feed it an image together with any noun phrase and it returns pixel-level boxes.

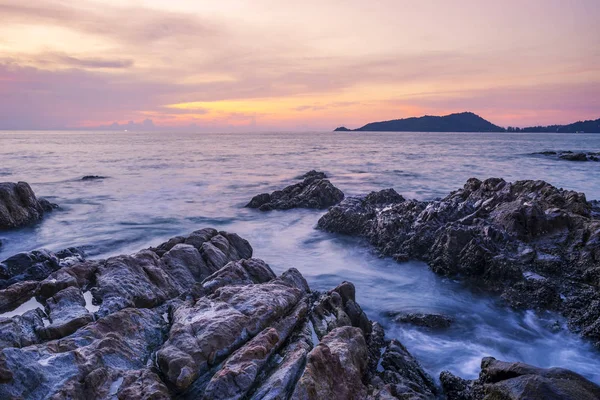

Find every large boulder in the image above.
[246,171,344,211]
[0,182,57,230]
[318,178,600,347]
[441,357,600,400]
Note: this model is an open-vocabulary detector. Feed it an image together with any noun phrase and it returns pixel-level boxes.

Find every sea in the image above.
[1,130,599,383]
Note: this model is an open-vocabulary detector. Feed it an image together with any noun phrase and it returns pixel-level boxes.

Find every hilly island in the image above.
[334,112,600,133]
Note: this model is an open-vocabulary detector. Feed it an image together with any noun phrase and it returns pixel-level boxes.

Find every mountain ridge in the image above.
[334,112,600,133]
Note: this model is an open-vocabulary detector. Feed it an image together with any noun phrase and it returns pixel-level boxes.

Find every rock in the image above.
[81,175,106,181]
[376,339,438,399]
[388,312,453,329]
[318,178,600,347]
[94,230,251,318]
[201,300,308,400]
[533,151,600,162]
[156,275,306,392]
[0,307,168,399]
[559,152,589,161]
[441,357,600,400]
[0,228,447,399]
[439,370,483,400]
[199,258,276,295]
[0,281,40,313]
[0,182,57,230]
[246,171,344,211]
[0,248,85,290]
[298,170,327,180]
[317,188,406,236]
[0,308,47,349]
[290,326,369,400]
[117,369,171,399]
[40,286,93,340]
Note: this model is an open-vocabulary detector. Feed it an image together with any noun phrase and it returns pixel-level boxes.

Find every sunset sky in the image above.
[1,0,598,131]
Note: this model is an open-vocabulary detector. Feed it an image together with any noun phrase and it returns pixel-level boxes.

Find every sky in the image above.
[0,0,599,131]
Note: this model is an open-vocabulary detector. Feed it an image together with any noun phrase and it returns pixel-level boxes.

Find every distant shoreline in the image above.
[335,111,600,133]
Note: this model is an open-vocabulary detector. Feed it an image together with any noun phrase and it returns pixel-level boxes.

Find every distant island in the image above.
[334,112,600,133]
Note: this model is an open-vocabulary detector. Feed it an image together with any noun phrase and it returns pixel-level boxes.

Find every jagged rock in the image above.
[560,152,589,161]
[388,312,453,329]
[441,357,600,400]
[156,272,307,392]
[0,248,85,290]
[199,258,276,295]
[376,339,437,399]
[9,228,588,399]
[291,326,369,400]
[0,308,168,399]
[298,170,327,180]
[81,175,106,181]
[201,300,308,400]
[0,280,39,312]
[318,178,600,347]
[246,171,344,211]
[117,369,171,399]
[0,308,46,349]
[248,322,313,400]
[311,281,372,339]
[0,182,57,230]
[41,286,93,340]
[93,230,252,318]
[533,151,600,162]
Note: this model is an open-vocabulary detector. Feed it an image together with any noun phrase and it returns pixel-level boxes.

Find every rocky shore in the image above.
[318,178,600,349]
[246,171,344,211]
[0,182,57,230]
[1,175,600,399]
[0,229,440,399]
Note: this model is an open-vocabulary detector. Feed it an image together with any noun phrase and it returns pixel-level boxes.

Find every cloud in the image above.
[52,54,134,69]
[386,82,600,126]
[0,0,598,129]
[0,1,219,46]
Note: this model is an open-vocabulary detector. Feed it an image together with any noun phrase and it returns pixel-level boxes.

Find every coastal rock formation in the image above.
[0,182,57,230]
[441,357,600,400]
[318,178,600,347]
[533,151,599,162]
[246,170,344,211]
[0,229,438,399]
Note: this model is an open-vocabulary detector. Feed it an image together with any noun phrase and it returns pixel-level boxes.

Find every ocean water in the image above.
[1,130,600,383]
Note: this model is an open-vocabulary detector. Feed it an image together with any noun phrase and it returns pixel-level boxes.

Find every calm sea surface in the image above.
[1,131,600,383]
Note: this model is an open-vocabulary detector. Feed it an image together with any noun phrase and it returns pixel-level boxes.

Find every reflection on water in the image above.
[0,297,45,319]
[1,130,600,383]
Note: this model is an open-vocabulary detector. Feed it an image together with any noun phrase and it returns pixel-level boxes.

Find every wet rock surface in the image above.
[441,357,600,400]
[0,229,439,399]
[318,178,600,347]
[246,170,345,211]
[532,151,600,162]
[0,248,85,290]
[0,182,58,230]
[387,312,454,330]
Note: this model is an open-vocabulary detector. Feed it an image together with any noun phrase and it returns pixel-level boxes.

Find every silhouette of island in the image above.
[334,112,600,133]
